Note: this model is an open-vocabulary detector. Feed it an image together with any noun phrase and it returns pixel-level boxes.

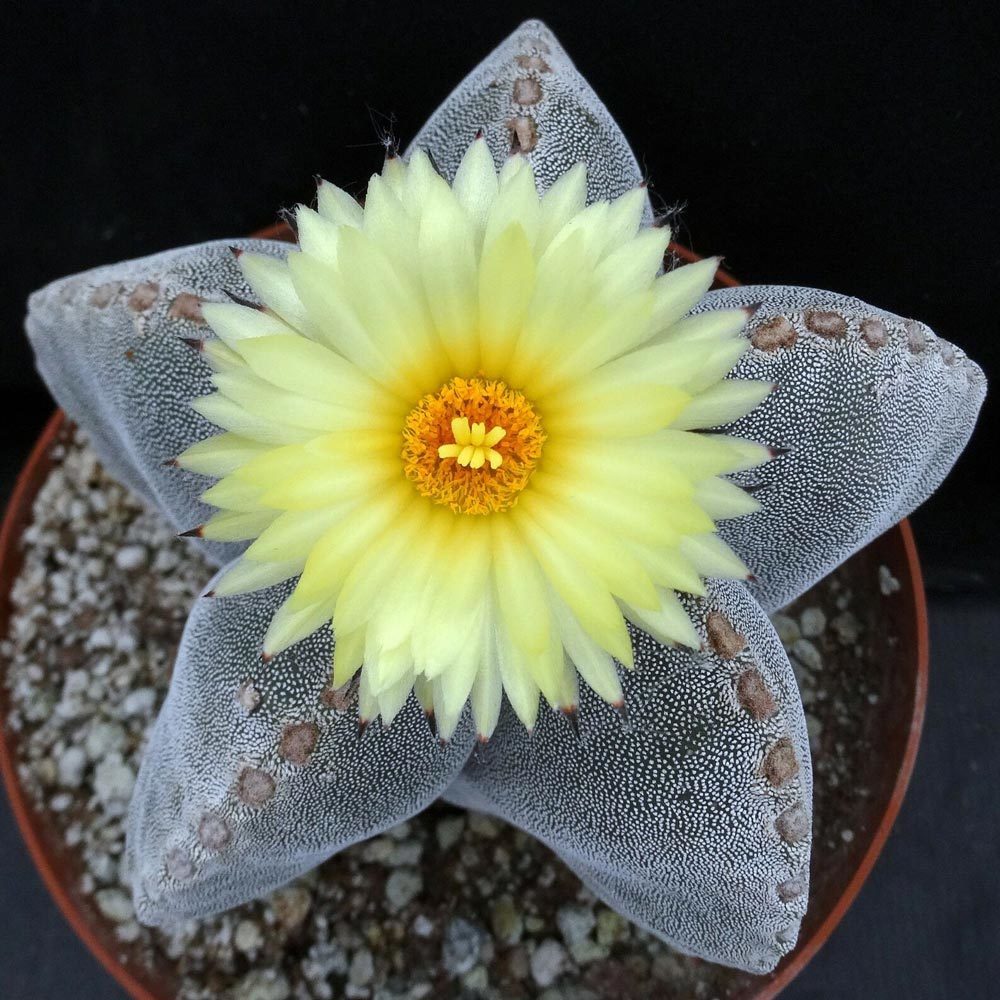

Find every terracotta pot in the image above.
[0,230,928,999]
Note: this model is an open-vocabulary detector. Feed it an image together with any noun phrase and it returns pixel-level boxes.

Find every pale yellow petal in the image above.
[200,508,278,542]
[624,542,707,596]
[234,334,397,410]
[295,205,341,264]
[316,179,363,227]
[494,623,540,730]
[332,628,365,687]
[201,338,245,374]
[584,334,747,394]
[362,173,418,269]
[656,308,749,347]
[380,153,407,196]
[599,187,648,258]
[672,379,773,430]
[516,510,633,667]
[334,503,430,635]
[365,633,413,698]
[366,511,451,652]
[286,251,404,391]
[648,430,770,478]
[259,462,400,511]
[522,627,569,708]
[357,664,378,722]
[432,675,466,742]
[211,369,388,434]
[263,595,336,657]
[471,609,504,739]
[201,474,269,513]
[649,256,720,332]
[518,490,659,610]
[377,667,417,726]
[491,517,551,653]
[238,252,309,330]
[212,557,303,598]
[418,182,480,373]
[531,293,654,394]
[693,476,762,519]
[192,393,315,445]
[176,432,267,476]
[549,591,623,705]
[244,507,349,564]
[413,673,434,716]
[506,228,593,383]
[201,301,295,346]
[536,162,587,252]
[593,225,672,303]
[477,223,536,374]
[540,442,693,502]
[293,489,410,607]
[542,383,690,439]
[621,589,701,650]
[542,200,610,268]
[452,135,499,249]
[529,474,713,549]
[401,149,441,219]
[682,339,752,394]
[484,160,540,250]
[335,226,439,379]
[679,533,752,580]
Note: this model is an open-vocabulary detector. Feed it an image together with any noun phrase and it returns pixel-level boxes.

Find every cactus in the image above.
[23,20,984,974]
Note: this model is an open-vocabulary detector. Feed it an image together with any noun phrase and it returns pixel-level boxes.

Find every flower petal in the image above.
[444,581,812,974]
[124,569,476,924]
[25,238,293,566]
[694,285,987,611]
[406,20,651,211]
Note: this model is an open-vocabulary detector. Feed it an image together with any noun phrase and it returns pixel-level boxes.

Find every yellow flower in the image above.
[179,138,772,741]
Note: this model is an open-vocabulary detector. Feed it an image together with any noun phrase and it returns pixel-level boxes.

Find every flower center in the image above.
[401,376,545,515]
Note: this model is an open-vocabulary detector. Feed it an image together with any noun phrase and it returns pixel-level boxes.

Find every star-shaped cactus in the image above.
[24,20,984,974]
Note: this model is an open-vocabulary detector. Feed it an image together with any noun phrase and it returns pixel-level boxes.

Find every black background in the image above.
[1,2,998,998]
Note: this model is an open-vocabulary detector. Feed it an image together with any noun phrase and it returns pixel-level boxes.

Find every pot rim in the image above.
[0,242,928,1000]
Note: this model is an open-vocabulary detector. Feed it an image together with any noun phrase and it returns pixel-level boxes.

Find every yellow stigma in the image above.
[438,417,506,470]
[402,376,545,515]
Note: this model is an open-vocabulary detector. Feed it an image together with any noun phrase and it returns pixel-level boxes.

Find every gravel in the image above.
[385,867,424,912]
[93,887,134,924]
[348,947,375,986]
[799,607,827,638]
[57,745,87,787]
[442,917,486,976]
[1,431,897,999]
[234,969,292,1000]
[490,895,524,945]
[530,939,568,988]
[435,814,465,851]
[234,919,265,954]
[557,905,597,947]
[93,753,136,806]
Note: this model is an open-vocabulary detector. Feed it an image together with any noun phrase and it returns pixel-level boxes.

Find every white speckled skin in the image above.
[23,19,985,974]
[695,286,986,612]
[407,20,652,220]
[446,582,812,973]
[25,239,292,567]
[124,570,476,923]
